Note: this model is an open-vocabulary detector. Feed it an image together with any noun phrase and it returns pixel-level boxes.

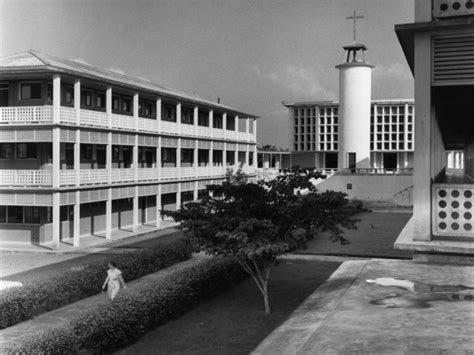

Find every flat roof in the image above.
[282,99,414,107]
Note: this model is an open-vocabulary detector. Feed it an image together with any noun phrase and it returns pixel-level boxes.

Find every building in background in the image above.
[0,51,258,248]
[394,0,474,256]
[283,99,415,174]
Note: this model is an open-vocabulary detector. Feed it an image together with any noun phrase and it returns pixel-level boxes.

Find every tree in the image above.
[162,169,360,314]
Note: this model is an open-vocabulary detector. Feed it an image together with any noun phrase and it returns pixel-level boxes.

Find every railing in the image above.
[60,170,77,186]
[0,169,51,186]
[60,106,76,124]
[137,168,159,181]
[161,167,180,180]
[137,117,158,133]
[80,109,108,128]
[197,126,212,138]
[111,113,135,131]
[80,169,109,185]
[111,168,135,183]
[180,167,196,179]
[432,183,474,238]
[237,131,249,141]
[0,106,53,124]
[161,120,179,135]
[180,123,196,136]
[337,168,414,175]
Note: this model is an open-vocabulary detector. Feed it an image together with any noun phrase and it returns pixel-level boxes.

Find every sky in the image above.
[0,0,414,149]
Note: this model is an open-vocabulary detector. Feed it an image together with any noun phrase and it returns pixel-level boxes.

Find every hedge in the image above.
[3,257,248,354]
[0,237,192,329]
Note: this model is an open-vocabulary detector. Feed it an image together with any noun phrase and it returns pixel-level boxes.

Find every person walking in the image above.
[102,261,127,300]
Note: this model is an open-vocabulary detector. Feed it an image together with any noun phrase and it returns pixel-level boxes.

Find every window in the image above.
[112,145,120,160]
[80,144,93,161]
[213,113,223,128]
[0,206,6,223]
[226,115,235,130]
[226,151,235,165]
[162,104,176,122]
[0,143,13,159]
[181,107,194,124]
[7,206,23,223]
[81,90,93,107]
[0,82,9,106]
[181,148,194,164]
[198,110,209,126]
[213,150,223,166]
[24,206,40,224]
[64,86,74,104]
[181,191,194,204]
[161,148,177,166]
[139,100,155,117]
[112,96,120,111]
[122,146,133,168]
[17,143,37,159]
[96,92,105,108]
[122,96,132,113]
[20,82,42,100]
[96,145,106,168]
[198,149,209,166]
[249,152,254,166]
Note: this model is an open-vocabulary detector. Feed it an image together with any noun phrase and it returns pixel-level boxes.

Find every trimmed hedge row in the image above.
[0,238,192,329]
[4,257,248,354]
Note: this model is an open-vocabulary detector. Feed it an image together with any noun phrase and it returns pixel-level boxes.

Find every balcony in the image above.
[0,106,53,124]
[0,169,51,186]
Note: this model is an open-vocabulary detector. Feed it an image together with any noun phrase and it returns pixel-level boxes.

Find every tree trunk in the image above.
[263,286,271,314]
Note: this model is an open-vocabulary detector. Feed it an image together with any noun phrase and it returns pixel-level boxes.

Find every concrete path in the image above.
[253,259,474,354]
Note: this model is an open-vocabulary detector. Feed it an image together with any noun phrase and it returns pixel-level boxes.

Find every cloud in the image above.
[265,63,335,100]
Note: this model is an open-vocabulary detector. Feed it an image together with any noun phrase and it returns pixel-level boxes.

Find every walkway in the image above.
[252,259,474,354]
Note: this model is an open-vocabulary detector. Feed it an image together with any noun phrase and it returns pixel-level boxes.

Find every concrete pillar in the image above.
[133,93,139,130]
[223,112,227,138]
[177,138,181,169]
[52,192,60,249]
[73,191,80,247]
[413,33,432,241]
[53,75,61,124]
[134,134,139,182]
[106,87,112,128]
[194,139,199,175]
[106,188,112,239]
[107,133,112,183]
[157,136,162,180]
[75,130,80,185]
[52,128,60,188]
[155,193,161,227]
[176,185,182,208]
[133,186,139,232]
[74,79,81,125]
[209,109,213,138]
[193,106,198,135]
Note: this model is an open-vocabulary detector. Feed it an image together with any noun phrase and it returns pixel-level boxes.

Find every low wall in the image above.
[316,174,413,205]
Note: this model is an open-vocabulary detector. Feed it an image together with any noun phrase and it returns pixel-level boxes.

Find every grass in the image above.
[115,258,341,355]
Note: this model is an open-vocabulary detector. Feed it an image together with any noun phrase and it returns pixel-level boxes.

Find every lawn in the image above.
[115,259,341,355]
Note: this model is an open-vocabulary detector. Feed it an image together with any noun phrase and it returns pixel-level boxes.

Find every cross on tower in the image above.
[346,10,364,42]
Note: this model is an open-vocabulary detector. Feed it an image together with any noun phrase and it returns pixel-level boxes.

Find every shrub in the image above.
[3,257,247,354]
[0,238,192,329]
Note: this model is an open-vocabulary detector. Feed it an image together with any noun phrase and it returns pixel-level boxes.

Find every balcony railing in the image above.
[0,106,53,124]
[432,183,474,238]
[0,106,257,143]
[0,169,51,186]
[80,169,109,185]
[137,168,159,181]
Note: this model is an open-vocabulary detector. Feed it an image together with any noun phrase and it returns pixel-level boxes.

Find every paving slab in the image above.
[252,259,474,354]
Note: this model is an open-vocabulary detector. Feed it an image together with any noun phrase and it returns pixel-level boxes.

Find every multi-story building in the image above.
[283,99,415,173]
[0,51,258,248]
[394,0,474,254]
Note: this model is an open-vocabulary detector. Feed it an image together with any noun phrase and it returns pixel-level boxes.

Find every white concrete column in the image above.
[209,110,214,138]
[193,181,199,201]
[107,133,112,184]
[106,188,112,239]
[106,87,112,129]
[177,138,181,169]
[176,102,182,126]
[156,98,162,133]
[194,139,199,175]
[134,134,139,182]
[133,186,139,232]
[193,106,199,135]
[176,185,182,208]
[133,93,139,130]
[74,79,81,125]
[223,142,227,167]
[223,112,227,139]
[253,118,257,142]
[413,33,432,241]
[53,75,61,124]
[234,115,238,140]
[157,184,163,224]
[75,129,80,186]
[52,192,60,249]
[52,127,60,188]
[245,118,250,141]
[73,191,80,247]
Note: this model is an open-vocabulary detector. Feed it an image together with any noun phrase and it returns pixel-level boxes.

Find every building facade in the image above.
[0,51,257,248]
[283,99,415,173]
[395,0,474,252]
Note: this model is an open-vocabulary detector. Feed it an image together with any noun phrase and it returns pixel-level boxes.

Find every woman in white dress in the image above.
[102,261,127,300]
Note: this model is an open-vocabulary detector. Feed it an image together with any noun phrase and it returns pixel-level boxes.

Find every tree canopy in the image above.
[162,169,361,313]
